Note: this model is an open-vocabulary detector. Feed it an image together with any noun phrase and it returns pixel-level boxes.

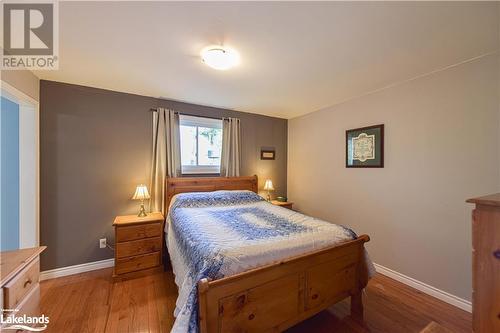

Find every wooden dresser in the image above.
[467,194,500,333]
[0,247,46,327]
[113,212,164,280]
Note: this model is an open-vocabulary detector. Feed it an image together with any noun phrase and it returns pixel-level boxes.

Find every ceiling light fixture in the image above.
[201,46,239,70]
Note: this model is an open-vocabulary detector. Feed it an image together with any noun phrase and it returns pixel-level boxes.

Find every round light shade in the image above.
[201,46,239,70]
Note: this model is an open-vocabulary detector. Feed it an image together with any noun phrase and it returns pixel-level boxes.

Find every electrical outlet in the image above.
[99,238,107,249]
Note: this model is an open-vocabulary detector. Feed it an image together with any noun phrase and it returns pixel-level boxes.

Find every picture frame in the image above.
[260,149,275,160]
[346,124,384,168]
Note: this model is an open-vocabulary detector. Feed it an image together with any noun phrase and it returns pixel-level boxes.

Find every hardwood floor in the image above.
[39,268,471,333]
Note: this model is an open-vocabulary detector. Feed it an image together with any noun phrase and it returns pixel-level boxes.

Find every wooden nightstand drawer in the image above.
[279,202,293,209]
[3,258,39,309]
[116,223,162,242]
[115,252,161,275]
[116,237,162,258]
[270,200,294,210]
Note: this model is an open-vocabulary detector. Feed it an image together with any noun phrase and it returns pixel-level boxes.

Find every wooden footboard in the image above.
[198,235,370,333]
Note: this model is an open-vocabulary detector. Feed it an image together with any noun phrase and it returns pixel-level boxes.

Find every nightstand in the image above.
[270,200,294,210]
[112,212,164,281]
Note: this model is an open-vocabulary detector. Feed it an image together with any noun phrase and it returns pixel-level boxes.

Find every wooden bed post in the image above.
[351,235,369,322]
[351,292,364,321]
[198,278,210,333]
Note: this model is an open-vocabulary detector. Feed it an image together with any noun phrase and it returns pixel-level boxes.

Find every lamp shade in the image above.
[263,179,274,191]
[132,184,150,200]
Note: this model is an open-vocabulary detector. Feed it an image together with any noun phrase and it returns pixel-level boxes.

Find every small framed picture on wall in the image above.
[346,124,384,168]
[260,149,275,160]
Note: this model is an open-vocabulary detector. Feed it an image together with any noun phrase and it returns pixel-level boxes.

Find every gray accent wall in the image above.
[40,80,287,270]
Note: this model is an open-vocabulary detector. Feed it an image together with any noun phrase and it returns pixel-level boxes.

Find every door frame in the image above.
[1,80,40,248]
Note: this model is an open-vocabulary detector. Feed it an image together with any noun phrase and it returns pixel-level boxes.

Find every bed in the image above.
[165,175,374,333]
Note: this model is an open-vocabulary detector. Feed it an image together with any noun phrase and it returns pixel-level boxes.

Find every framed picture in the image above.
[260,149,275,160]
[346,124,384,168]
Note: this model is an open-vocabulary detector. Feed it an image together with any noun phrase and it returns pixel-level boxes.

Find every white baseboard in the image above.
[40,258,114,281]
[373,263,472,313]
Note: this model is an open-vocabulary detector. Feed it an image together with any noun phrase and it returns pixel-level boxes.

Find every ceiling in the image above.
[35,1,499,119]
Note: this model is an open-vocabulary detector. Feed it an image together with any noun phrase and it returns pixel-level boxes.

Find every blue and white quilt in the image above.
[166,190,374,333]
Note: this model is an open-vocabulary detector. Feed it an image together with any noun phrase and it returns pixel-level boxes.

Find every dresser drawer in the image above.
[116,237,162,258]
[1,285,41,328]
[3,258,40,309]
[116,223,162,242]
[115,252,160,275]
[16,283,40,315]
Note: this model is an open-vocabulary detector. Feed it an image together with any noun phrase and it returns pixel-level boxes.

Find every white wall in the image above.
[288,54,500,301]
[19,103,37,248]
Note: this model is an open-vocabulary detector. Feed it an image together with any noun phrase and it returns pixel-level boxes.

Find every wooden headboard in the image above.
[165,175,258,210]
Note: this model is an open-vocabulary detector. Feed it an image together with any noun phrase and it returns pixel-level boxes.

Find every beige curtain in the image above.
[150,108,181,214]
[220,117,241,177]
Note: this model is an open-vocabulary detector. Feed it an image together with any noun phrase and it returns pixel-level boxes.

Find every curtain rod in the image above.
[149,108,224,121]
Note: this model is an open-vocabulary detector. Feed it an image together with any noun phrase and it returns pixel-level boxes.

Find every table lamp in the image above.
[263,179,274,202]
[132,184,150,217]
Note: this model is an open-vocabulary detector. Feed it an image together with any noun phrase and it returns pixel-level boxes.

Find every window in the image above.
[180,115,223,174]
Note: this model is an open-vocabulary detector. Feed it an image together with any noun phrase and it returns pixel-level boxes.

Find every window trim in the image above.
[179,114,222,129]
[181,165,221,175]
[179,114,223,175]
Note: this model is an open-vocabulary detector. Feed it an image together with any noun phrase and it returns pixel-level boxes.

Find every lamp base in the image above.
[137,202,147,217]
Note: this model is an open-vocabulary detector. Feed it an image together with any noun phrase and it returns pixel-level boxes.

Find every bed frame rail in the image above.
[198,235,370,333]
